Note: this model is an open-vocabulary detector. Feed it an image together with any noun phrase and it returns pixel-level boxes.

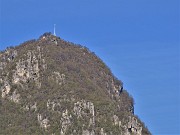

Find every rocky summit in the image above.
[0,33,151,135]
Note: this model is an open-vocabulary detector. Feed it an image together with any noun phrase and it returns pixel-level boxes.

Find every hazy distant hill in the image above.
[0,33,151,135]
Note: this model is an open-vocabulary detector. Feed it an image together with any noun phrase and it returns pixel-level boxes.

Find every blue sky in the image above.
[0,0,179,134]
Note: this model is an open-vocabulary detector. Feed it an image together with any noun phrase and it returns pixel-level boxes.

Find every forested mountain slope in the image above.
[0,33,151,135]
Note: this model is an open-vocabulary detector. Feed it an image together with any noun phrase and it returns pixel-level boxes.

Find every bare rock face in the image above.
[37,113,50,130]
[0,33,151,135]
[12,46,46,88]
[113,115,121,127]
[73,100,95,123]
[49,72,65,86]
[60,109,72,135]
[127,116,142,135]
[1,81,11,98]
[0,45,47,105]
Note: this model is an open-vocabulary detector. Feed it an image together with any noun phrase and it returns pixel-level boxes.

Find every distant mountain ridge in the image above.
[0,33,151,135]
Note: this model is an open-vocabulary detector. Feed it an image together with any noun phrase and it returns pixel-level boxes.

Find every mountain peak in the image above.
[0,33,151,135]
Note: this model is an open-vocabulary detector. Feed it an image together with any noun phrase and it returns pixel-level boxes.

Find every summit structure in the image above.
[54,24,56,36]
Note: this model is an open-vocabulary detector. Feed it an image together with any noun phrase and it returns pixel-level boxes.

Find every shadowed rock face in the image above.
[0,33,151,135]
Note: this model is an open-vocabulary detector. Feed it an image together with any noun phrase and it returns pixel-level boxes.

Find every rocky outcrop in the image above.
[60,109,72,135]
[74,100,95,128]
[37,113,50,130]
[0,46,47,104]
[113,115,121,127]
[100,128,107,135]
[24,102,37,112]
[37,98,143,135]
[1,81,11,98]
[47,99,62,112]
[12,46,46,88]
[127,116,142,135]
[49,72,65,85]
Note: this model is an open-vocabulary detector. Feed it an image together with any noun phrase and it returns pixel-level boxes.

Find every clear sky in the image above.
[0,0,179,134]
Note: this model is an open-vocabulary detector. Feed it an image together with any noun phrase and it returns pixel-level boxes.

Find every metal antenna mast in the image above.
[54,24,56,36]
